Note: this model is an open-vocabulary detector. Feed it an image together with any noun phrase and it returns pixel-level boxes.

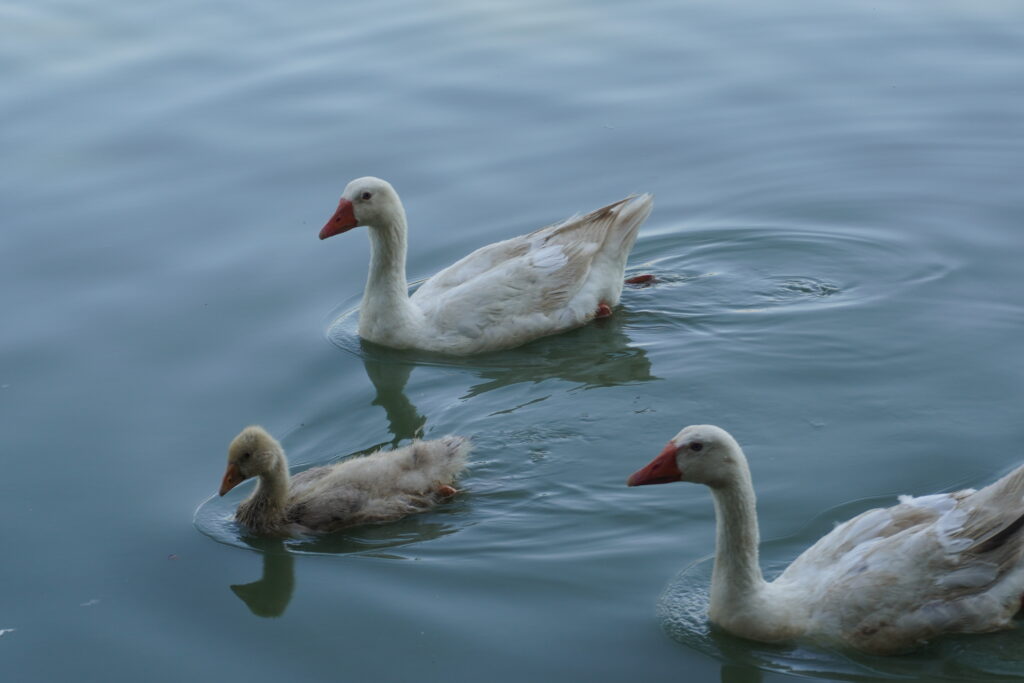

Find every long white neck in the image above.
[708,463,766,614]
[359,204,422,341]
[366,208,409,301]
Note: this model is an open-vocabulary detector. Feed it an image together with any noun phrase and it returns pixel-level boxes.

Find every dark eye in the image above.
[690,442,703,452]
[240,452,251,461]
[360,191,372,201]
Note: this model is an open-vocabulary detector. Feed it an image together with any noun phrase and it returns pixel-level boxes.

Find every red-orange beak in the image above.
[319,198,358,240]
[627,442,683,486]
[219,463,246,496]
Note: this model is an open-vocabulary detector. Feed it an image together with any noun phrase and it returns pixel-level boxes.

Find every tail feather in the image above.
[440,435,471,475]
[961,464,1024,554]
[413,435,471,482]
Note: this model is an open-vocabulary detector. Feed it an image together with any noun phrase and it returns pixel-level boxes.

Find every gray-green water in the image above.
[3,1,1023,681]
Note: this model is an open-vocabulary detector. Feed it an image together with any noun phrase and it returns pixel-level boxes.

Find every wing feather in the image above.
[777,466,1024,652]
[411,194,652,343]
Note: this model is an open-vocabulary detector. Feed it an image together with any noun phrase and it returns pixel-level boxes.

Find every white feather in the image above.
[322,177,653,355]
[631,424,1024,655]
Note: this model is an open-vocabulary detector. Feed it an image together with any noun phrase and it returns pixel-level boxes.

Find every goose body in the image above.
[628,425,1024,655]
[219,426,470,536]
[319,177,653,355]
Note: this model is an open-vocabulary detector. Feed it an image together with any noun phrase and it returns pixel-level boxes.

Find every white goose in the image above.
[628,424,1024,655]
[319,177,653,355]
[219,426,470,536]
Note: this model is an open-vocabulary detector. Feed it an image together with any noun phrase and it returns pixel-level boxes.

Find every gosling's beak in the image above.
[319,198,358,240]
[219,463,246,496]
[627,442,683,486]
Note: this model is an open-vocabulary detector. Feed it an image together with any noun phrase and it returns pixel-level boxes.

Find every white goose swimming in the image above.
[219,426,470,536]
[319,177,653,355]
[628,424,1024,654]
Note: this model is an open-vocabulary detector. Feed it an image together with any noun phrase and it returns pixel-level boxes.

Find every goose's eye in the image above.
[360,191,372,201]
[690,442,703,452]
[240,452,251,461]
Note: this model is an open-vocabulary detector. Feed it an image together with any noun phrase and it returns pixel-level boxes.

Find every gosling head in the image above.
[627,424,747,489]
[319,176,401,240]
[219,426,285,496]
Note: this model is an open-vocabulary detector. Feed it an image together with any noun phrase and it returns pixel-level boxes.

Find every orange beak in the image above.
[219,463,246,496]
[319,198,358,239]
[627,442,683,486]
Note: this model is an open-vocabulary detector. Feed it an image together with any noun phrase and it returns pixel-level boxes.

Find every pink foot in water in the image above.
[594,302,613,319]
[437,484,458,497]
[625,274,656,286]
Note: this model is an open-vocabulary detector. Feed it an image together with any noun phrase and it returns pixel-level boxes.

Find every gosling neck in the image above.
[238,456,291,529]
[254,458,290,510]
[708,463,766,610]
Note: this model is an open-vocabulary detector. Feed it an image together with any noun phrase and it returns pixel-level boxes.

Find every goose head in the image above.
[319,176,403,239]
[219,426,286,496]
[627,424,747,489]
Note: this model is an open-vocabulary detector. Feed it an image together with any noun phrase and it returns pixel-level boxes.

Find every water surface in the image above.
[3,1,1024,681]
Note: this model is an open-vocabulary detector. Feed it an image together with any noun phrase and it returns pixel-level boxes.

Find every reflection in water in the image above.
[356,311,657,442]
[222,519,465,618]
[223,306,657,613]
[362,353,426,445]
[720,664,763,683]
[461,313,657,398]
[286,517,462,556]
[230,539,294,618]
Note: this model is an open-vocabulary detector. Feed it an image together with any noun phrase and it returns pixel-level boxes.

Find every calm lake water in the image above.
[3,1,1023,681]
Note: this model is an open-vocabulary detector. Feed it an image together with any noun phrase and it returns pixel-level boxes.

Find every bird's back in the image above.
[776,465,1024,653]
[410,195,653,353]
[285,436,470,533]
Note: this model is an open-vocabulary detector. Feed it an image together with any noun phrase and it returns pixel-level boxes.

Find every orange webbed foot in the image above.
[625,274,656,287]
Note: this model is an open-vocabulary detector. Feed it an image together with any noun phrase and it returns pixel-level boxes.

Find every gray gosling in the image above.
[219,426,469,536]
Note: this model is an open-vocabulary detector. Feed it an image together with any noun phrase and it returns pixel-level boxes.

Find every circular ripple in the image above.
[767,276,842,301]
[625,222,952,318]
[658,497,1024,681]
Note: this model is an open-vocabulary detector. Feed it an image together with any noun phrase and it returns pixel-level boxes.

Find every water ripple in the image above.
[627,222,953,319]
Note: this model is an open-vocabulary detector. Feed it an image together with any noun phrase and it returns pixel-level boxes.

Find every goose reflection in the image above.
[358,310,657,442]
[228,520,465,617]
[362,353,426,445]
[460,312,656,399]
[719,664,763,683]
[285,516,462,556]
[230,538,294,618]
[708,627,771,683]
